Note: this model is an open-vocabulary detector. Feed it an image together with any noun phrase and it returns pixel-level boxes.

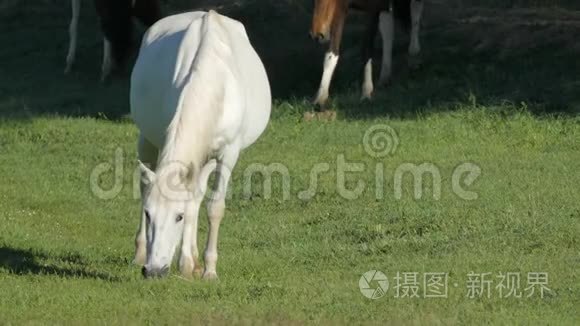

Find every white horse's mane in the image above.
[158,11,231,177]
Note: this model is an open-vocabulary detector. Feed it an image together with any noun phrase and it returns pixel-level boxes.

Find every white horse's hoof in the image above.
[202,271,219,281]
[133,252,146,266]
[179,258,194,279]
[194,266,204,278]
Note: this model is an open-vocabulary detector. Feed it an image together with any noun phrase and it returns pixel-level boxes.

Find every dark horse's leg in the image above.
[378,9,395,85]
[360,12,380,100]
[408,0,423,69]
[94,0,133,81]
[312,9,346,110]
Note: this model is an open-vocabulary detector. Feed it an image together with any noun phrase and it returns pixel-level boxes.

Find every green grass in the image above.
[0,1,579,324]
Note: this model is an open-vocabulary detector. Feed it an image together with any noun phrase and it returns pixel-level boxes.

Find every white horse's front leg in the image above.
[65,0,81,74]
[101,38,113,82]
[378,11,394,86]
[179,161,216,279]
[313,51,339,107]
[408,0,424,69]
[203,149,238,280]
[179,198,202,279]
[134,135,158,265]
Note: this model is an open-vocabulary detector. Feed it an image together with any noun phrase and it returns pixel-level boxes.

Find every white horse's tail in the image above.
[159,11,231,180]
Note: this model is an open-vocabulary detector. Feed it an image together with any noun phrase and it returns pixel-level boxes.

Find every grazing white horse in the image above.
[130,11,271,279]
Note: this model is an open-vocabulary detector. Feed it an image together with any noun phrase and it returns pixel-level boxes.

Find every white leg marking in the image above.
[65,0,81,74]
[361,58,374,100]
[409,0,424,57]
[203,149,238,280]
[101,38,113,82]
[378,11,394,85]
[313,52,339,106]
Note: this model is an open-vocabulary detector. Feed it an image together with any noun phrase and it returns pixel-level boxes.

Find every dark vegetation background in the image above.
[0,0,578,119]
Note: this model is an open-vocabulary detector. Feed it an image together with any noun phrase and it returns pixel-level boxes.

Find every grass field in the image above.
[0,0,579,324]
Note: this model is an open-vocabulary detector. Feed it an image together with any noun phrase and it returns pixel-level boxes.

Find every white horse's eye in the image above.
[176,214,184,223]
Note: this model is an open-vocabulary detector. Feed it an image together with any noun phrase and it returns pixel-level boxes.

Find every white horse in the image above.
[130,11,271,279]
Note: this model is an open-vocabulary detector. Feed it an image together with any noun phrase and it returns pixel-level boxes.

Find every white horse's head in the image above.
[138,161,194,278]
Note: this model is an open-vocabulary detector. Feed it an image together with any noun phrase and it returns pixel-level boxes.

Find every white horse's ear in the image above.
[138,160,156,184]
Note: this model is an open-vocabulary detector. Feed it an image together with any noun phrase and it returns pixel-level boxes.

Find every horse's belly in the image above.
[238,52,271,149]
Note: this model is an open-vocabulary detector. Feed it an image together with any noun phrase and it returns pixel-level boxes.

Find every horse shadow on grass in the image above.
[0,247,123,281]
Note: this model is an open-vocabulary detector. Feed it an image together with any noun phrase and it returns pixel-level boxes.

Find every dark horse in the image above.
[65,0,163,81]
[310,0,424,108]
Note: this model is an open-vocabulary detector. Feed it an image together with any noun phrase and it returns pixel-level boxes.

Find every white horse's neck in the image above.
[157,77,222,170]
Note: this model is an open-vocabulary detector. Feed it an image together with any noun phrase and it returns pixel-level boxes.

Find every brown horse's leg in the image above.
[312,11,346,109]
[361,12,379,100]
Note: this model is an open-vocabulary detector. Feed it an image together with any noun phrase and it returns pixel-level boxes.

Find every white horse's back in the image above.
[130,11,271,151]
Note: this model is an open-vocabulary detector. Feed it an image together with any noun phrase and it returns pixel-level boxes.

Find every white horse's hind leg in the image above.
[313,51,339,107]
[203,149,238,280]
[378,11,394,86]
[101,38,113,82]
[134,135,158,265]
[408,0,424,68]
[65,0,81,74]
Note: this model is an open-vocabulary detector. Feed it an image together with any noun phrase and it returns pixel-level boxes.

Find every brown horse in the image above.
[65,0,163,81]
[310,0,424,108]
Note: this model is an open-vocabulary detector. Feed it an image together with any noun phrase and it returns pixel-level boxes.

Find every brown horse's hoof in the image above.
[304,110,337,122]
